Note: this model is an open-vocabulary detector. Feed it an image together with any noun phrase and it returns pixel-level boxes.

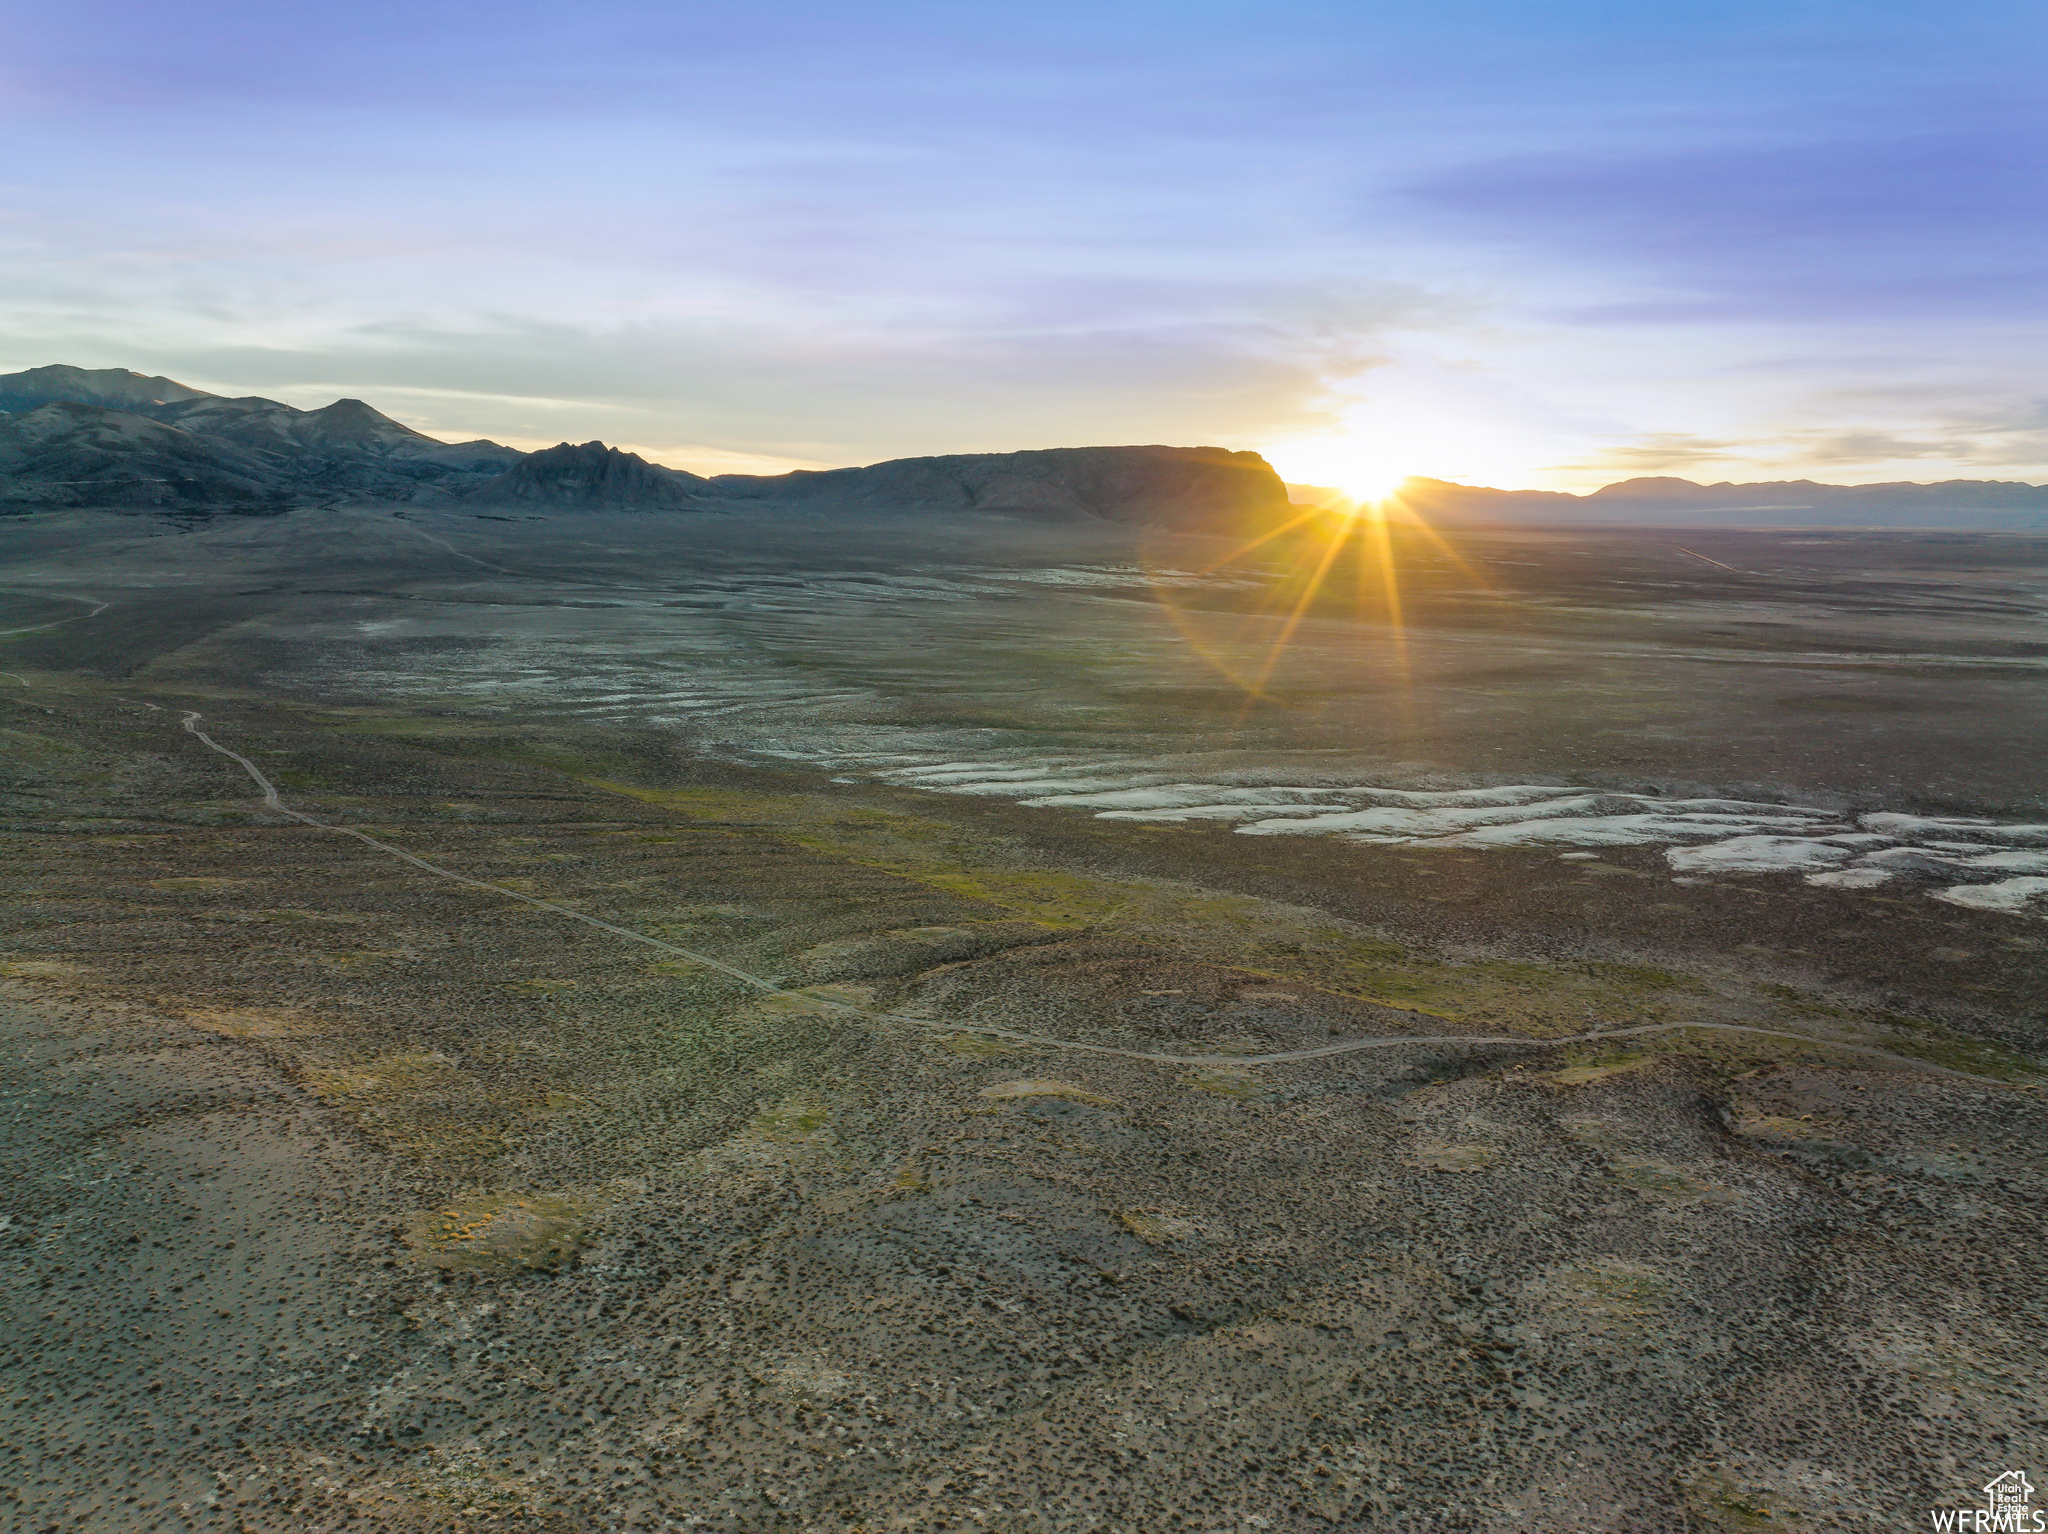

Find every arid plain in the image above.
[2,506,2044,1531]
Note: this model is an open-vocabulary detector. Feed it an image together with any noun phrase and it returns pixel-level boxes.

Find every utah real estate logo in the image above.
[1930,1471,2043,1532]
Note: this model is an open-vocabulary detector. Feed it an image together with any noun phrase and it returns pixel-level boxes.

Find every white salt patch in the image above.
[1558,852,1600,861]
[1933,877,2048,917]
[1336,785,1580,807]
[1944,849,2048,874]
[1666,837,1856,874]
[1861,814,2048,844]
[846,750,2048,910]
[1239,797,1611,839]
[1447,814,1757,849]
[1665,813,1847,829]
[891,765,1094,784]
[948,777,1146,797]
[1100,803,1327,823]
[1022,785,1341,812]
[1852,846,2044,878]
[1656,798,1835,817]
[1805,867,1898,889]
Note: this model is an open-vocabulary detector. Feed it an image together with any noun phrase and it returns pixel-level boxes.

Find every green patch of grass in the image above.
[1548,1053,1648,1085]
[1410,1144,1497,1172]
[504,976,579,995]
[937,1031,1031,1057]
[0,957,89,980]
[1761,982,1852,1019]
[979,1078,1116,1107]
[318,948,409,971]
[1178,1065,1272,1101]
[1119,1210,1200,1244]
[303,1051,461,1103]
[404,1191,605,1273]
[745,1099,833,1142]
[1557,1114,1628,1150]
[1554,1257,1673,1324]
[1678,1470,1812,1531]
[1610,1157,1731,1201]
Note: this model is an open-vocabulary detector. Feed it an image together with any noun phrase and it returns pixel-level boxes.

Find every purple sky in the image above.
[2,0,2042,490]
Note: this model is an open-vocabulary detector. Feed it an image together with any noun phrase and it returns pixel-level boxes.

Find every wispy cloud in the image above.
[0,276,1445,467]
[1551,434,1750,478]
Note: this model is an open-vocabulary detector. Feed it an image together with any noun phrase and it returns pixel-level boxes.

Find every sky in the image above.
[2,0,2044,492]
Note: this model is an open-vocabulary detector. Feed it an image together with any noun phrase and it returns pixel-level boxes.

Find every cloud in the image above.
[1554,408,2048,488]
[1549,433,1748,477]
[0,272,1449,467]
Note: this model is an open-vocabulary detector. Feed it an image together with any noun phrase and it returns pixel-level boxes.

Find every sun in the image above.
[1337,468,1412,505]
[1260,435,1418,508]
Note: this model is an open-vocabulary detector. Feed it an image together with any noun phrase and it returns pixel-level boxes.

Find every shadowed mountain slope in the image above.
[0,366,523,509]
[0,402,285,510]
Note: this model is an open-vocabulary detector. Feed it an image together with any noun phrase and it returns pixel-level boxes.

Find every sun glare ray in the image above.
[1192,505,1328,575]
[1153,483,1454,728]
[1238,510,1353,715]
[1378,493,1495,591]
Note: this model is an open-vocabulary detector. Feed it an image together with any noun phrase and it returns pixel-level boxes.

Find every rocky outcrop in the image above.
[705,445,1293,529]
[465,441,705,509]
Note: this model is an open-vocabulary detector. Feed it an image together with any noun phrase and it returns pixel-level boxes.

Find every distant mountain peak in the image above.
[0,364,214,415]
[466,440,704,508]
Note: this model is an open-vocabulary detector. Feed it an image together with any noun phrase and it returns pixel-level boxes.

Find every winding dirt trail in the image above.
[180,710,2020,1083]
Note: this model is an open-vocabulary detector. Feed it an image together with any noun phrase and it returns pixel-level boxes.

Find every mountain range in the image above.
[3,364,2045,530]
[1385,473,2048,530]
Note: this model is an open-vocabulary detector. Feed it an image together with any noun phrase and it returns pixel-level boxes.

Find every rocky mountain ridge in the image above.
[1393,473,2048,528]
[0,366,523,511]
[6,365,2048,528]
